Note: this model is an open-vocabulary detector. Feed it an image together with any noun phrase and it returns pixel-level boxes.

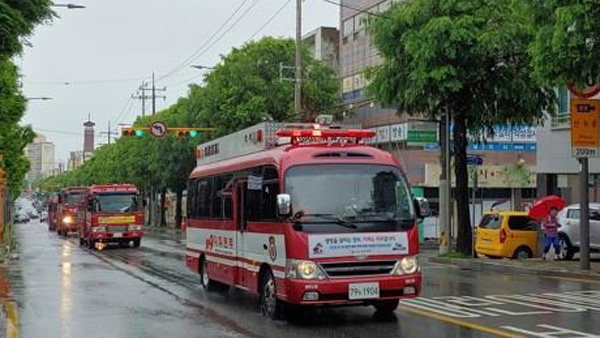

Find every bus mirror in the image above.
[414,197,430,219]
[277,194,292,217]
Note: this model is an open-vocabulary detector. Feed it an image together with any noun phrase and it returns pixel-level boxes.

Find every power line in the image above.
[165,73,204,88]
[157,0,253,81]
[320,0,391,19]
[248,0,293,40]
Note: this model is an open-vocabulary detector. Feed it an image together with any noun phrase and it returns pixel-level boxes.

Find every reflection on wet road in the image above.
[4,221,600,337]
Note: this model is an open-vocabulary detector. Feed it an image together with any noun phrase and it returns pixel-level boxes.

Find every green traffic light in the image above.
[189,130,199,138]
[135,129,145,137]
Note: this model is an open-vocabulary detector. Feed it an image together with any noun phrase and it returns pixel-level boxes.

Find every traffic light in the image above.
[174,128,206,138]
[189,130,199,138]
[121,127,147,137]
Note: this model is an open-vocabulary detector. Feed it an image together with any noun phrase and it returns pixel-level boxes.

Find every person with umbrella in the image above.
[529,195,566,261]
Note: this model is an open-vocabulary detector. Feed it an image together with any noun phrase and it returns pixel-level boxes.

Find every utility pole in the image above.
[580,158,590,270]
[439,113,450,255]
[108,121,112,145]
[150,72,166,115]
[294,0,302,121]
[132,81,151,117]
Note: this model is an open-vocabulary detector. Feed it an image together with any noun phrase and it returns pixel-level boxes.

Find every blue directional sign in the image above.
[466,154,484,166]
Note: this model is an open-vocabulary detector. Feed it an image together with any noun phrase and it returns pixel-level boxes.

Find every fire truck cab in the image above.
[185,122,429,319]
[80,184,144,249]
[47,196,59,231]
[57,187,86,236]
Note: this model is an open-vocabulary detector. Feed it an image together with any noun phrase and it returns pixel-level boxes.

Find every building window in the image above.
[343,17,354,37]
[558,85,569,116]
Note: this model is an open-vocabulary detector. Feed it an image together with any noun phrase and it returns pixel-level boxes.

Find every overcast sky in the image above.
[20,0,339,164]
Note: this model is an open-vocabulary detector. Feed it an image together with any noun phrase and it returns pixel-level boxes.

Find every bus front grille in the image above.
[320,261,397,278]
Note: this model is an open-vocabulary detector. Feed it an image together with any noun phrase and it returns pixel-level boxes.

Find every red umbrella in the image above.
[529,195,566,220]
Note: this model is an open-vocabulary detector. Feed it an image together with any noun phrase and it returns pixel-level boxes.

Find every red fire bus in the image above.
[57,187,87,236]
[79,184,144,249]
[185,123,428,319]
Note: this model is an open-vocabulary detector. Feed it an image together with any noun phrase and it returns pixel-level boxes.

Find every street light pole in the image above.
[294,0,302,121]
[51,3,86,9]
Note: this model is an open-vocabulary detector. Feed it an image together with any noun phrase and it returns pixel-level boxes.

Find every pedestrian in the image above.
[542,207,561,261]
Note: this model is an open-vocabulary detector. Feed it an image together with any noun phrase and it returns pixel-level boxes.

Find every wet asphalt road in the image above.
[5,221,600,338]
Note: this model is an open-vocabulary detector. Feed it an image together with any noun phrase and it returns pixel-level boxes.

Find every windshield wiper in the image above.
[293,212,357,229]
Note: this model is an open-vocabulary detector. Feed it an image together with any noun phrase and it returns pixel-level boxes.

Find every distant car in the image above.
[475,211,539,259]
[14,213,30,224]
[557,204,600,260]
[40,211,48,222]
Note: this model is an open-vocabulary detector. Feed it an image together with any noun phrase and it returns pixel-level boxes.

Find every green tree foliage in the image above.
[528,0,600,86]
[200,37,340,135]
[367,0,555,254]
[0,0,54,195]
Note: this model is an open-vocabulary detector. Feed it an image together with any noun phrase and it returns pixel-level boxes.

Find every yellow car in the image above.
[475,211,539,259]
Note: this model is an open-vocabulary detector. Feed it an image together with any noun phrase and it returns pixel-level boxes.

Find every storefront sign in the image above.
[308,232,409,258]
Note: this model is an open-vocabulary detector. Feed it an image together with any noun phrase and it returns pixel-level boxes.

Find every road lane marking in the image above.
[401,290,600,319]
[501,324,600,337]
[543,275,600,285]
[2,300,19,338]
[396,304,521,338]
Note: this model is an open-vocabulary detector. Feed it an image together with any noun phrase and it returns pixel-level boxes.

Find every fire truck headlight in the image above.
[394,256,419,275]
[286,260,326,280]
[127,225,142,231]
[63,216,74,224]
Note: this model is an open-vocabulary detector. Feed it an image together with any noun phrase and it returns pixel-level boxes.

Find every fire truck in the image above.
[57,187,87,236]
[47,196,59,231]
[185,122,429,319]
[79,184,144,250]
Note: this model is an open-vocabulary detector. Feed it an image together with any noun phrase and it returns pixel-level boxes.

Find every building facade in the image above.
[536,86,600,203]
[339,0,539,228]
[25,134,55,182]
[303,26,340,74]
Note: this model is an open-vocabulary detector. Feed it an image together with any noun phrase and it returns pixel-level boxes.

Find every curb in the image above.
[429,256,600,282]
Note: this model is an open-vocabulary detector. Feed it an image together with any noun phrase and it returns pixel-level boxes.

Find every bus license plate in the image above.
[113,232,123,238]
[349,282,380,300]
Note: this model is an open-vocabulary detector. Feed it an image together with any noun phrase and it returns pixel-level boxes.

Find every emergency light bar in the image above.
[275,128,376,143]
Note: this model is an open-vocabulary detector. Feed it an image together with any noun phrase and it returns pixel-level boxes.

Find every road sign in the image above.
[568,82,600,99]
[466,154,483,166]
[149,121,168,138]
[570,98,600,158]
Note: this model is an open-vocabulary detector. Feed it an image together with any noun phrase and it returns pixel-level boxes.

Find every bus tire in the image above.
[200,256,226,293]
[260,268,285,320]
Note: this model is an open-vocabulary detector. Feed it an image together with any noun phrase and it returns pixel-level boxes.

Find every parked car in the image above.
[557,203,600,260]
[475,211,539,259]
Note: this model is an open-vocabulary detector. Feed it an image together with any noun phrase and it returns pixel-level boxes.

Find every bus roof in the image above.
[88,184,138,194]
[61,187,87,193]
[190,143,401,179]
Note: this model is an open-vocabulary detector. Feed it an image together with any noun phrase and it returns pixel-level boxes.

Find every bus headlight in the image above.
[286,260,326,280]
[394,256,419,275]
[127,225,142,231]
[63,216,74,224]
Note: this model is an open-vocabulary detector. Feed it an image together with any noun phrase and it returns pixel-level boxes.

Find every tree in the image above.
[367,0,555,254]
[199,37,340,135]
[528,0,600,86]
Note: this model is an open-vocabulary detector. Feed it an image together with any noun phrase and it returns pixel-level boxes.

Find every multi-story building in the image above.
[536,87,600,203]
[339,0,539,229]
[303,26,340,74]
[25,134,55,182]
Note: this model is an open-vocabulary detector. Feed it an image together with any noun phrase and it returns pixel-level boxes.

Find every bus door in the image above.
[234,180,248,287]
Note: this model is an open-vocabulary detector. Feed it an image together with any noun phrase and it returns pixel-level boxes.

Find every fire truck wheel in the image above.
[373,299,400,316]
[88,239,95,250]
[79,237,84,246]
[260,269,284,320]
[133,239,141,248]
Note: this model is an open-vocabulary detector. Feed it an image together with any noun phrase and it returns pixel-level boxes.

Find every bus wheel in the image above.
[133,239,141,248]
[260,269,284,320]
[199,256,224,293]
[373,299,399,316]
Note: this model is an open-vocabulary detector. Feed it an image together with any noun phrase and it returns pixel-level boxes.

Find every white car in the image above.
[557,203,600,260]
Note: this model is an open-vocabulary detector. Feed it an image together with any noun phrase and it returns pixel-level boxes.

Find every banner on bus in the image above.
[308,232,409,258]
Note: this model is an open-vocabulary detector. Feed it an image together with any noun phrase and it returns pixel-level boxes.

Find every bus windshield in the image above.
[285,164,414,233]
[95,193,140,213]
[65,193,84,205]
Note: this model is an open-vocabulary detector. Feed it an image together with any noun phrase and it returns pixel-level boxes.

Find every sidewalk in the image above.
[429,255,600,281]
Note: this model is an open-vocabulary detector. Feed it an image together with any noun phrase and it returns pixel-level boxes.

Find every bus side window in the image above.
[197,178,213,218]
[187,179,197,218]
[213,174,234,220]
[246,166,279,222]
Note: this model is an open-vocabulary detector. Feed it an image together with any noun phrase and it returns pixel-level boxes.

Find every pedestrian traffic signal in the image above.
[189,130,199,138]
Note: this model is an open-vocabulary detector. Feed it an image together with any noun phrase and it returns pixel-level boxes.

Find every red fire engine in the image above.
[79,184,144,249]
[185,122,428,319]
[47,196,59,231]
[56,187,87,236]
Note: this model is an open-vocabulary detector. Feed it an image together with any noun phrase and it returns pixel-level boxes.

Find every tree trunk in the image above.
[453,113,472,255]
[160,188,167,227]
[175,188,183,230]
